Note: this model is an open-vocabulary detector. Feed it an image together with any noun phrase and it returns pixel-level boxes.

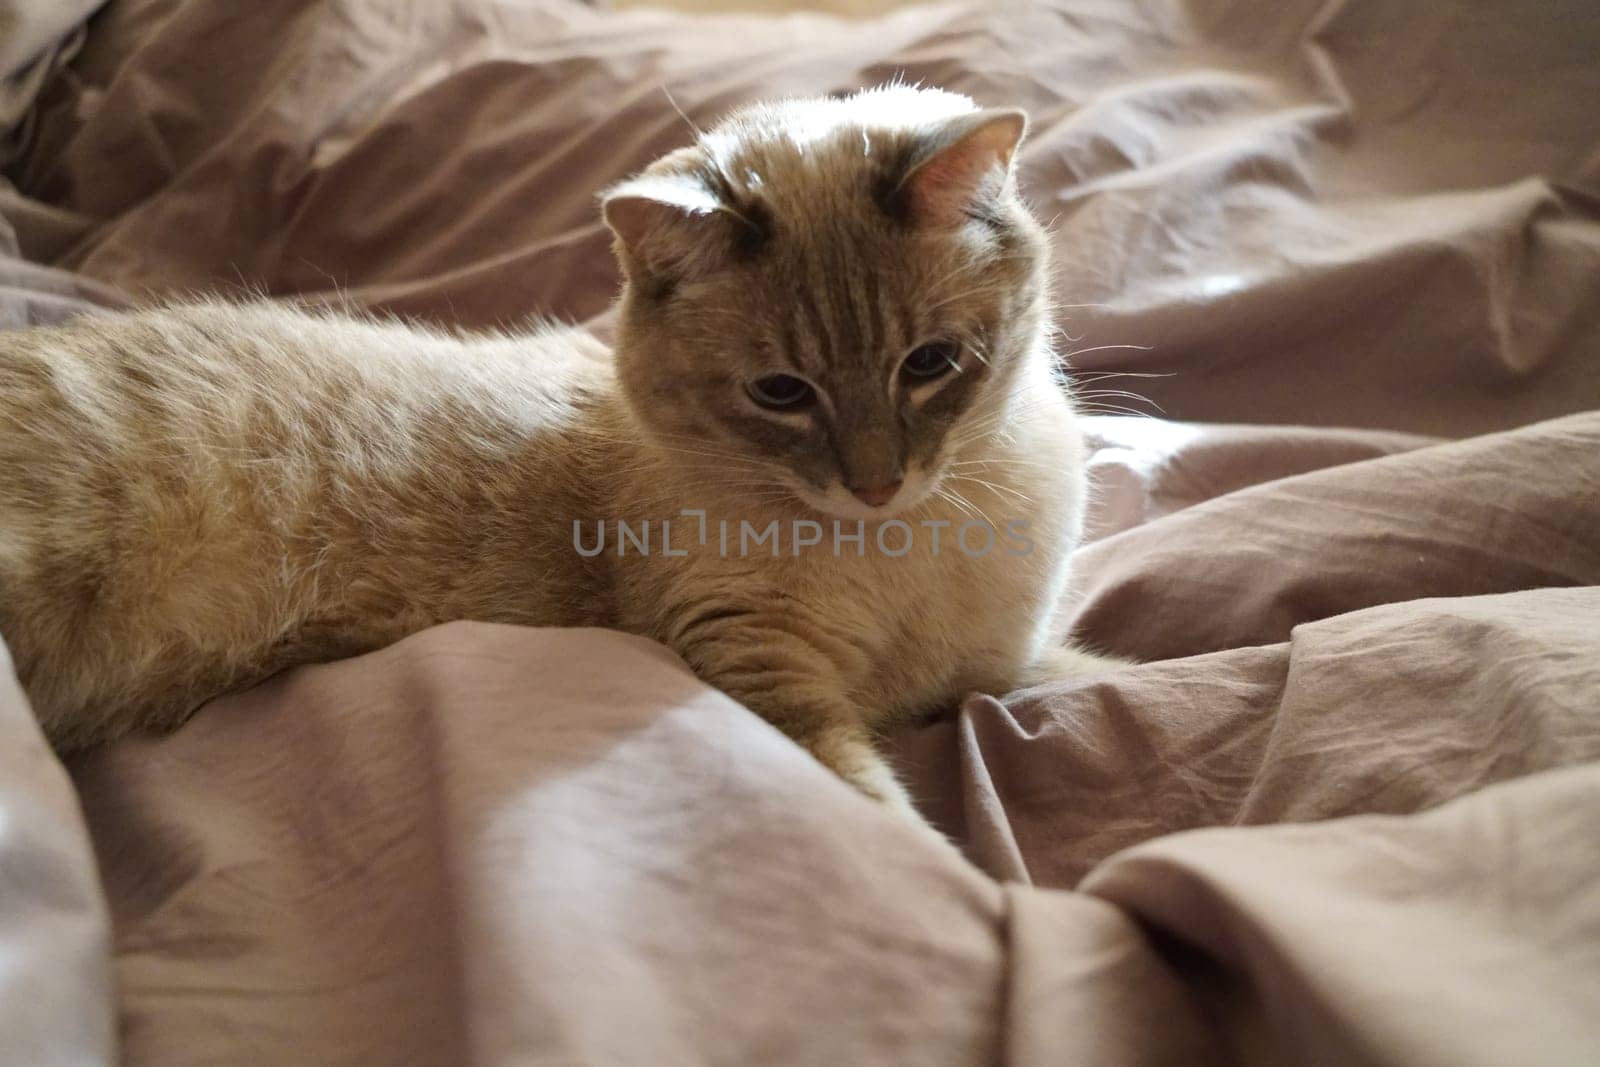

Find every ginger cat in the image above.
[0,87,1114,823]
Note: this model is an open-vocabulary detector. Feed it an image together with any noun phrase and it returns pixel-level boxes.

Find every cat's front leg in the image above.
[719,674,928,828]
[790,717,925,822]
[664,602,931,830]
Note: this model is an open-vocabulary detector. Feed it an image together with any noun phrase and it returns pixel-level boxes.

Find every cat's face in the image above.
[606,88,1049,520]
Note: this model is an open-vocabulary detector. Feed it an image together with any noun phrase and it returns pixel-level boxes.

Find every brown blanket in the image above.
[2,0,1598,1063]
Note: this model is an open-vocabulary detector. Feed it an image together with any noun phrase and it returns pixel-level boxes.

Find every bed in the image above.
[3,0,1598,1062]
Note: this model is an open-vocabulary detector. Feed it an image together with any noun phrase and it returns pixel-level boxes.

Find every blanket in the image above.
[2,0,1597,1063]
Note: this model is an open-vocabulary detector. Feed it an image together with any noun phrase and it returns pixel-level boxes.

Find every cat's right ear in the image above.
[893,108,1028,229]
[601,175,751,288]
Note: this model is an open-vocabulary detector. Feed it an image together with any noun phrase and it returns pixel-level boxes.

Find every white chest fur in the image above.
[620,374,1087,729]
[828,382,1085,719]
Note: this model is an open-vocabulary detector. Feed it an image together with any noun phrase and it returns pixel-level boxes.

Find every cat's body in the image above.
[0,86,1112,819]
[1,302,618,747]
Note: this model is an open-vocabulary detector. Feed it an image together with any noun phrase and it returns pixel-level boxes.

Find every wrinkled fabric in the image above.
[62,566,1600,1065]
[0,641,115,1066]
[1,177,125,327]
[71,626,1011,1066]
[1,0,1598,1064]
[0,0,104,169]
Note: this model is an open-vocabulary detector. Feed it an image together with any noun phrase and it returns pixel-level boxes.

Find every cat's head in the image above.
[603,86,1050,519]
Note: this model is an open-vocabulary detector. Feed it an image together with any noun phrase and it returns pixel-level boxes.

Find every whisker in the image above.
[937,485,996,529]
[1067,370,1176,383]
[1058,343,1155,360]
[946,457,1063,473]
[949,474,1033,506]
[1073,389,1166,415]
[1078,404,1162,419]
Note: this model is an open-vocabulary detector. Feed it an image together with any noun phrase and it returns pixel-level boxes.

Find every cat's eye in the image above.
[747,374,816,410]
[901,341,960,380]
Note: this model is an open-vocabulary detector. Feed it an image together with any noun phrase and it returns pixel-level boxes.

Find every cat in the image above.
[0,85,1117,825]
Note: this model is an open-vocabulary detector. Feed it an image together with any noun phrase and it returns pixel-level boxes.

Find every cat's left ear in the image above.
[896,109,1027,228]
[601,174,751,285]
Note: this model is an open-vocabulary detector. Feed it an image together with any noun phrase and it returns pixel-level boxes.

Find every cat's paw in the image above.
[808,725,955,846]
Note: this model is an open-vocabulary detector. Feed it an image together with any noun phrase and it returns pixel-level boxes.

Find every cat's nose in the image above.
[850,481,902,508]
